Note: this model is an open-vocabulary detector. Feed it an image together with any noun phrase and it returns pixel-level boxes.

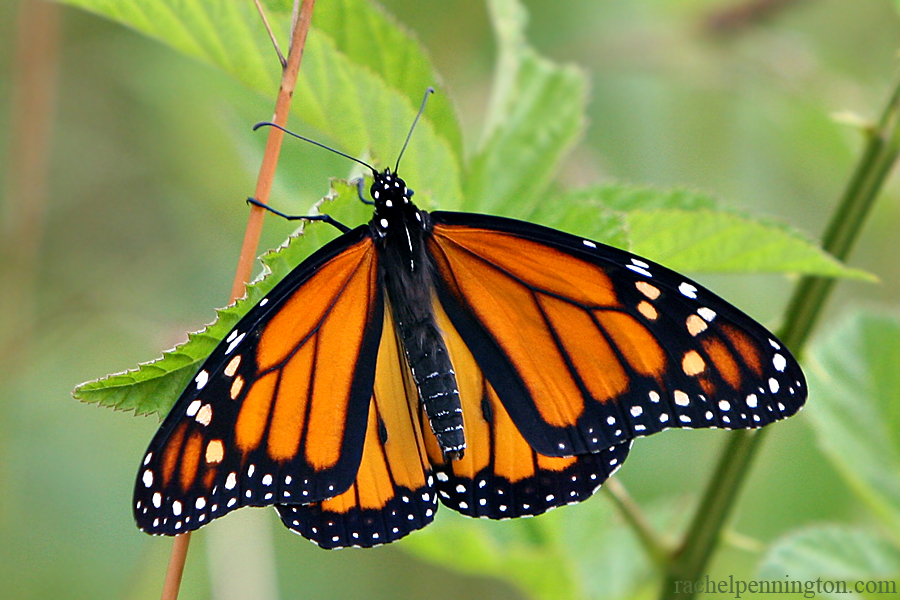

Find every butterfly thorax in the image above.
[369,169,465,460]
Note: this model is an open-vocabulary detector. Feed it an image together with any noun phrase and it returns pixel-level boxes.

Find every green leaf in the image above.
[55,0,463,208]
[626,209,873,277]
[759,526,900,598]
[74,181,367,416]
[462,0,587,217]
[806,311,900,538]
[311,0,463,159]
[528,184,724,251]
[531,184,866,278]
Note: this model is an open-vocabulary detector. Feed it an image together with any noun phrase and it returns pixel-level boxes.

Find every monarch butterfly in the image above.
[133,91,806,549]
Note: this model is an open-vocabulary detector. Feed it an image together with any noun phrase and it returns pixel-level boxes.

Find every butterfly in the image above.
[133,94,806,549]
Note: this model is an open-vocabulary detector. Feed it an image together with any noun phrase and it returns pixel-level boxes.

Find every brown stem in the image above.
[0,0,60,368]
[161,1,317,598]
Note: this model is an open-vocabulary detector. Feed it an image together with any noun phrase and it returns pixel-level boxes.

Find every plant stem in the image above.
[160,1,316,599]
[659,75,900,600]
[605,478,671,568]
[0,0,60,369]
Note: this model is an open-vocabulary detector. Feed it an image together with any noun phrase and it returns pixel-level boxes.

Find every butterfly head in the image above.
[370,168,426,238]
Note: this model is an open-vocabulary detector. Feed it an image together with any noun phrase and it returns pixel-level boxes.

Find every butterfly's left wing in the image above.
[427,212,807,458]
[276,303,438,549]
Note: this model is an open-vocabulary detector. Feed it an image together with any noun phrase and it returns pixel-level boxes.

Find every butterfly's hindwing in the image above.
[426,212,806,458]
[424,301,631,518]
[277,304,437,548]
[134,229,383,535]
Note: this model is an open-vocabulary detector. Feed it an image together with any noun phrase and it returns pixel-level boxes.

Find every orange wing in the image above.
[134,229,383,535]
[426,212,806,458]
[277,303,437,548]
[424,300,630,518]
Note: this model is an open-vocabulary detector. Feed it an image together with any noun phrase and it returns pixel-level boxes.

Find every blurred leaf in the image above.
[806,311,900,538]
[527,184,723,251]
[404,495,664,600]
[74,181,366,416]
[312,0,463,158]
[531,184,864,278]
[55,0,463,208]
[759,525,900,598]
[626,209,872,277]
[462,0,586,217]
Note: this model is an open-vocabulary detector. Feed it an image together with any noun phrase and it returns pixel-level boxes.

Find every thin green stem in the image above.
[605,478,672,568]
[658,75,900,600]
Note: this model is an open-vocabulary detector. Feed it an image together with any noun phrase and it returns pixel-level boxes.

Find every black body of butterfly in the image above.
[133,101,806,550]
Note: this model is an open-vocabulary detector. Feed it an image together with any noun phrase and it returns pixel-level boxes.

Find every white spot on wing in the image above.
[697,307,716,322]
[627,264,652,278]
[195,370,209,390]
[773,354,787,372]
[186,399,201,417]
[679,282,698,299]
[225,333,245,356]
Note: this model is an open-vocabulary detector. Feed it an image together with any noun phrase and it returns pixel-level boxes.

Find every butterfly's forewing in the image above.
[134,228,383,535]
[427,212,806,458]
[424,300,631,519]
[276,304,438,548]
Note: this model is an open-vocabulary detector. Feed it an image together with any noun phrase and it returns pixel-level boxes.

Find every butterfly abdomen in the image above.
[396,314,465,459]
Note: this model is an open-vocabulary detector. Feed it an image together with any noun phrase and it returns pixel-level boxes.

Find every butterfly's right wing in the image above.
[134,227,383,535]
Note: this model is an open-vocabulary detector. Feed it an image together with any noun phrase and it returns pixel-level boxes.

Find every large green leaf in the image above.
[626,209,871,277]
[806,311,900,538]
[462,0,586,216]
[55,0,463,208]
[759,526,900,598]
[534,184,866,278]
[74,180,368,416]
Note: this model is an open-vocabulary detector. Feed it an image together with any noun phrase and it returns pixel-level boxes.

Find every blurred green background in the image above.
[1,0,899,598]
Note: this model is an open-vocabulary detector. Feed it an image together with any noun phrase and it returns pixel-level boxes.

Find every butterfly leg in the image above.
[246,197,351,233]
[356,178,375,205]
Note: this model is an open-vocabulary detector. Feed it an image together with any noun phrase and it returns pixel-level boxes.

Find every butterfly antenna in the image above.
[395,87,435,173]
[253,122,377,174]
